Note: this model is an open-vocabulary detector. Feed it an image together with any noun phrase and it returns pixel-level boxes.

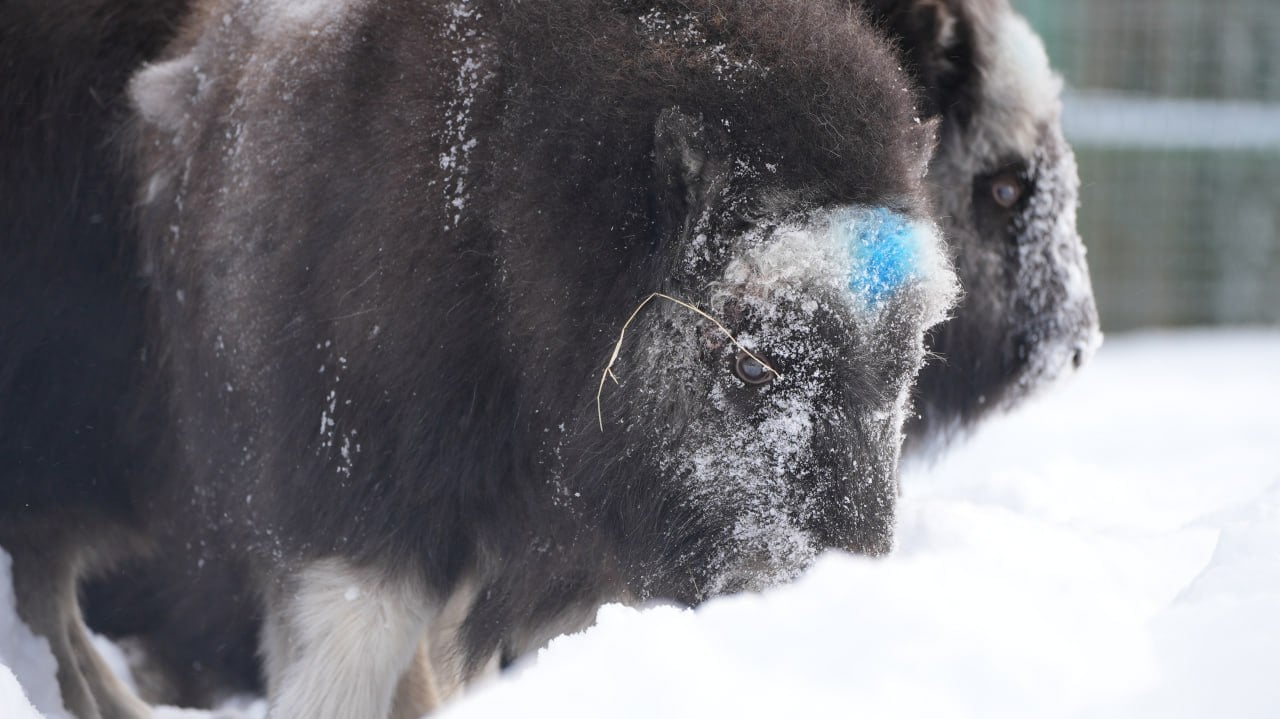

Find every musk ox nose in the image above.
[1069,323,1104,371]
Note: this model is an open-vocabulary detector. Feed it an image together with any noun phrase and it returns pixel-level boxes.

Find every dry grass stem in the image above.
[596,292,781,430]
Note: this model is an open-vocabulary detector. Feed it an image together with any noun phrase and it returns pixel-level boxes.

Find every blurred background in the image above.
[1014,0,1280,331]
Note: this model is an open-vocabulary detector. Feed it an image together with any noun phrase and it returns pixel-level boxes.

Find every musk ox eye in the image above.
[990,173,1025,208]
[733,351,775,386]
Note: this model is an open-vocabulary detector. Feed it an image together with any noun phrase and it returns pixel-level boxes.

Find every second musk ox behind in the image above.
[127,0,956,715]
[860,0,1102,451]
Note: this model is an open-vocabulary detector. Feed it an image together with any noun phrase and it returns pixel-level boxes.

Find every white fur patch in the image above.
[254,0,366,38]
[129,0,366,133]
[130,55,201,132]
[265,559,432,719]
[424,578,492,701]
[720,207,956,329]
[983,11,1064,154]
[1003,14,1060,102]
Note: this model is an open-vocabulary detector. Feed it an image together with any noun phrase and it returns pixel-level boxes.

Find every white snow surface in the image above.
[2,329,1278,718]
[0,552,69,718]
[0,665,44,719]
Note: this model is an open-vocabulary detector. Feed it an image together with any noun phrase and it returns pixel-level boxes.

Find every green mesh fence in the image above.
[1014,0,1280,330]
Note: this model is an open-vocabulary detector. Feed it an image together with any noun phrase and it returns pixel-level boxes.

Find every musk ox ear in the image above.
[653,107,731,286]
[863,0,978,126]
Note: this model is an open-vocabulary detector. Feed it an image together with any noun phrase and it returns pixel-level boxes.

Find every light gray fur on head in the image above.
[970,9,1062,160]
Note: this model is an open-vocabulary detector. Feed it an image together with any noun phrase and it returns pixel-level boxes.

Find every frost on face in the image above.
[688,384,821,596]
[1009,126,1102,388]
[718,207,955,326]
[839,208,954,325]
[660,205,956,594]
[844,208,921,306]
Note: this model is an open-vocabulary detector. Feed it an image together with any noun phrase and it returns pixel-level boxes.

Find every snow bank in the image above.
[444,329,1280,718]
[0,551,69,719]
[2,329,1278,718]
[0,664,44,719]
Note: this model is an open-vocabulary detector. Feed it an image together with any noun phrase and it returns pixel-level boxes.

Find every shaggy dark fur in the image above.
[99,0,951,713]
[78,0,1098,709]
[1,0,184,533]
[7,0,1092,712]
[863,0,981,124]
[1,3,188,718]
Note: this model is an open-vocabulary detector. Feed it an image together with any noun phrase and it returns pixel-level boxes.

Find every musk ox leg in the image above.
[423,578,496,702]
[389,640,441,719]
[67,612,153,719]
[6,541,150,719]
[261,559,434,719]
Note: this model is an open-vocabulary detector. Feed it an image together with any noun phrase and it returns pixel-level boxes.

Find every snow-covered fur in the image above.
[860,0,1102,453]
[0,3,189,717]
[7,0,1091,711]
[114,0,953,713]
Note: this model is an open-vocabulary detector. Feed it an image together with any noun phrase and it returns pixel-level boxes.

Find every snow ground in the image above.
[2,329,1278,718]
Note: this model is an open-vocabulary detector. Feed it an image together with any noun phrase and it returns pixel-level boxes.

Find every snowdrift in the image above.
[3,329,1278,718]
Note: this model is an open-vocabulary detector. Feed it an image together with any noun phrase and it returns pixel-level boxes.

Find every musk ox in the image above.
[5,0,1099,715]
[4,0,956,716]
[0,2,188,718]
[132,0,956,712]
[21,0,1092,712]
[859,0,1102,453]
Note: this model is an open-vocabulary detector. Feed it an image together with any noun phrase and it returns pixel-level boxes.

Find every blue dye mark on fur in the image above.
[841,207,921,306]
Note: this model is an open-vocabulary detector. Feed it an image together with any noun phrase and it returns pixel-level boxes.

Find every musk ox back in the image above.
[120,0,957,714]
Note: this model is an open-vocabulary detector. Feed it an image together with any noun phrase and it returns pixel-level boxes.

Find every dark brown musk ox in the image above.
[0,2,190,718]
[858,0,1102,454]
[3,0,956,716]
[0,0,1098,715]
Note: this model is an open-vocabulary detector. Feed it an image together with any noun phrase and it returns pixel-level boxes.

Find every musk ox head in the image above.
[611,203,955,598]
[862,0,1102,451]
[563,101,957,602]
